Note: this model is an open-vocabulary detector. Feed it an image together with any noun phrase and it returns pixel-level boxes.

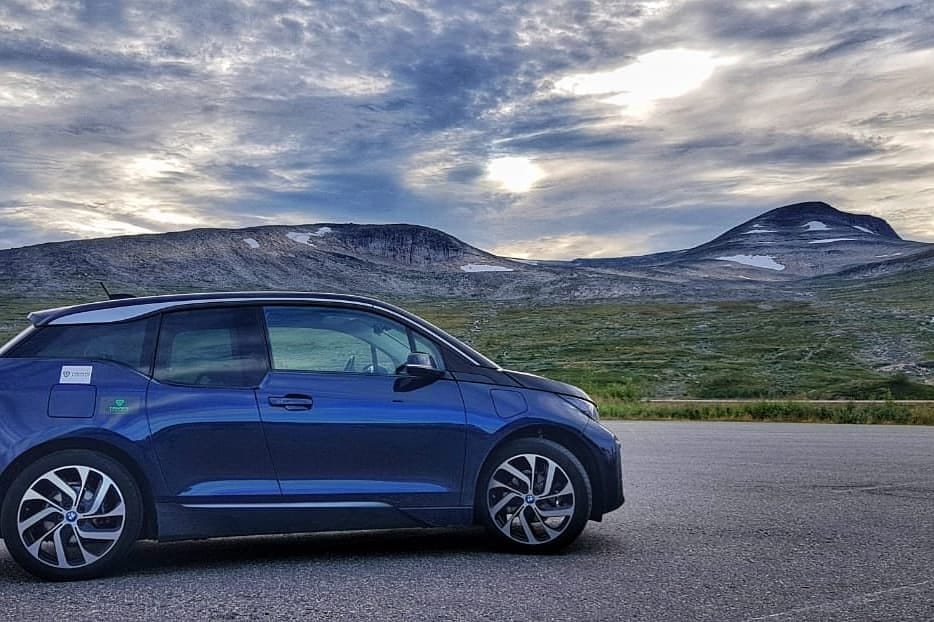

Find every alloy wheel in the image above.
[487,453,576,545]
[16,465,126,569]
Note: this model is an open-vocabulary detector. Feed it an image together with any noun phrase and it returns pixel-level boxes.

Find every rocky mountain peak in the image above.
[725,201,901,241]
[0,202,929,300]
[285,223,482,266]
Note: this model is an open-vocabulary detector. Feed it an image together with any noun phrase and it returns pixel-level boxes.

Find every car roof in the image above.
[27,291,499,369]
[29,291,408,326]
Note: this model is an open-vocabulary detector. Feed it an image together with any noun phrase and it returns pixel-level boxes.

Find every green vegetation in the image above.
[1,269,932,424]
[406,271,934,423]
[410,300,933,402]
[597,401,934,425]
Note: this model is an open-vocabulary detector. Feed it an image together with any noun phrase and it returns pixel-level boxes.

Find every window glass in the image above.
[412,333,444,370]
[155,307,267,387]
[8,317,157,374]
[264,306,445,374]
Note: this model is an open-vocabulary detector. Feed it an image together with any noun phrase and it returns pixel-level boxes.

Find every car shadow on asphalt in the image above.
[0,527,619,581]
[123,527,497,574]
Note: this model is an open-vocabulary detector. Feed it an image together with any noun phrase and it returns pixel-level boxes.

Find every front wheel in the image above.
[1,449,143,581]
[478,438,592,552]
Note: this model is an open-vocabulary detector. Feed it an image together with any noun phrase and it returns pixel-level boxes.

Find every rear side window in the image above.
[154,307,267,388]
[7,317,157,374]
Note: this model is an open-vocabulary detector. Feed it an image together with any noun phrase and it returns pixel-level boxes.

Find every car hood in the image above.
[502,370,592,402]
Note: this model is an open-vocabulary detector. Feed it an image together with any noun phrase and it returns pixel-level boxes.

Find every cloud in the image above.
[0,0,933,257]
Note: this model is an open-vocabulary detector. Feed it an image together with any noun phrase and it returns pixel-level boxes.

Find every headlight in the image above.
[559,394,600,421]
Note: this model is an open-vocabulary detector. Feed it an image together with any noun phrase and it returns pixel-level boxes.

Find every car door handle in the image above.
[268,394,314,411]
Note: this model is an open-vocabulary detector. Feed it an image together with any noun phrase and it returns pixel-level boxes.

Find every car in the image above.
[0,292,624,580]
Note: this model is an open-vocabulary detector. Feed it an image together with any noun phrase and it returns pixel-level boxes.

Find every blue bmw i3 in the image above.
[0,292,624,580]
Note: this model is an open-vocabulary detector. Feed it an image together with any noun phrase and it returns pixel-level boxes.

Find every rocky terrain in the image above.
[573,202,929,281]
[0,202,930,301]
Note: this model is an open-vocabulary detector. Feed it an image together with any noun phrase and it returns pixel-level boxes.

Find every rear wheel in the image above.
[1,449,143,581]
[478,438,592,552]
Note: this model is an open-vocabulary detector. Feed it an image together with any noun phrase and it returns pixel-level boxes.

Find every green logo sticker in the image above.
[108,399,130,415]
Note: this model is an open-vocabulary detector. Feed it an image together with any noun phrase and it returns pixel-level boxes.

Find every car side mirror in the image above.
[400,352,444,379]
[394,352,444,392]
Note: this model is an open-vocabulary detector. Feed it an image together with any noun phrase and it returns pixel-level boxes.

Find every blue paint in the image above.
[0,293,624,543]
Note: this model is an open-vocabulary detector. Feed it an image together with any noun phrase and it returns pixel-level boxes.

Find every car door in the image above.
[256,305,467,508]
[146,306,280,502]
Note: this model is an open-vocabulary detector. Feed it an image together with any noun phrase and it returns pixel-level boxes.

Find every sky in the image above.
[1,0,934,259]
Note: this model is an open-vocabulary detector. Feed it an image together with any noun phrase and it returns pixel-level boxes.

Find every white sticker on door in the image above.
[60,365,93,384]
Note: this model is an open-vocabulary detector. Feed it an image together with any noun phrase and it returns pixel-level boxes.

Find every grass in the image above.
[404,271,934,423]
[2,272,933,424]
[409,298,934,402]
[598,401,934,425]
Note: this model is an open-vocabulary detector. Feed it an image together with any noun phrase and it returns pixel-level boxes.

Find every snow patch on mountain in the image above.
[461,263,514,273]
[810,238,857,244]
[742,229,778,234]
[287,232,315,245]
[716,255,786,271]
[243,238,260,249]
[853,225,877,235]
[803,221,831,232]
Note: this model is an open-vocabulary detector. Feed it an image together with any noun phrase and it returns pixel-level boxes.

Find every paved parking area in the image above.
[1,422,932,621]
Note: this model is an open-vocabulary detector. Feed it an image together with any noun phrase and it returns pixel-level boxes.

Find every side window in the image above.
[154,307,267,388]
[264,306,445,374]
[412,333,444,370]
[8,317,157,374]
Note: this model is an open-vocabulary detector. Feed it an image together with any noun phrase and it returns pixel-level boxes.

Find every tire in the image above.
[1,449,144,581]
[478,438,592,553]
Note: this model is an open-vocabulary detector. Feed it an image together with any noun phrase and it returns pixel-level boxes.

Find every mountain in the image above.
[0,202,930,301]
[572,202,928,281]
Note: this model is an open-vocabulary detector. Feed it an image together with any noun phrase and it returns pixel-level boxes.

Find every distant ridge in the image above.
[0,202,930,300]
[572,201,926,281]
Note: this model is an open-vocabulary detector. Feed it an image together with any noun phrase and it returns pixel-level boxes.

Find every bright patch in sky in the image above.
[486,157,545,193]
[554,49,729,116]
[125,155,183,179]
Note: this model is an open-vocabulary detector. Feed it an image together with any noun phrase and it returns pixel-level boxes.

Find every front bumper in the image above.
[584,421,625,518]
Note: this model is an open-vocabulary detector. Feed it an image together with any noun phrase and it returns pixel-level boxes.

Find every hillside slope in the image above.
[0,202,930,300]
[572,202,929,281]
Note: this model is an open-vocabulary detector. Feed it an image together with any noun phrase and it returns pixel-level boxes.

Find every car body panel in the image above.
[256,371,467,506]
[145,381,281,501]
[0,358,166,501]
[0,292,624,546]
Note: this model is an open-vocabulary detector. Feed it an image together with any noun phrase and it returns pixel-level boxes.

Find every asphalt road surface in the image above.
[1,422,932,621]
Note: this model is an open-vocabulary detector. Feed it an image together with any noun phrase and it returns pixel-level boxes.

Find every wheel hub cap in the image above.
[16,465,126,569]
[487,453,576,545]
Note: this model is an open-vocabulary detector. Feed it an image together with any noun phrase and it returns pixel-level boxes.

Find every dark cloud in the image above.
[672,132,885,165]
[0,0,932,257]
[0,33,193,77]
[501,127,640,153]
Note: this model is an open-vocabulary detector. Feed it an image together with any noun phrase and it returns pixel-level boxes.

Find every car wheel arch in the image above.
[0,437,158,540]
[473,423,605,523]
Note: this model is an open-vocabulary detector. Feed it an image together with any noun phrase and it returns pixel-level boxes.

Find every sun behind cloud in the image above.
[486,156,546,193]
[554,49,734,117]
